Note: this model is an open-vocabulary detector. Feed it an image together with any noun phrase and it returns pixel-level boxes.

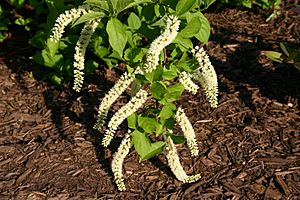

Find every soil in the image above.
[1,4,300,200]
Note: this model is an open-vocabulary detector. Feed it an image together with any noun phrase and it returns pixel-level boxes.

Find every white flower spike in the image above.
[102,89,148,147]
[166,136,201,183]
[192,46,218,108]
[111,132,132,191]
[136,15,180,75]
[73,19,100,92]
[94,72,134,129]
[175,107,199,157]
[50,5,95,43]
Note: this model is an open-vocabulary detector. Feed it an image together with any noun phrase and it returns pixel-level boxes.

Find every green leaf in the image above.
[175,0,196,16]
[33,50,63,68]
[121,0,153,13]
[0,22,8,31]
[163,117,176,129]
[124,47,145,63]
[94,45,110,58]
[141,4,156,22]
[127,113,137,129]
[241,0,252,8]
[167,133,186,144]
[173,35,193,50]
[198,0,217,10]
[162,69,178,80]
[9,0,25,9]
[150,82,167,100]
[109,50,124,60]
[154,4,165,17]
[170,46,182,59]
[106,18,127,57]
[45,38,59,57]
[146,65,164,82]
[280,42,289,57]
[177,59,198,72]
[164,83,184,102]
[0,33,6,42]
[155,124,164,136]
[111,0,152,15]
[159,103,176,119]
[131,79,142,96]
[262,51,283,63]
[84,0,111,12]
[48,73,62,85]
[85,60,99,74]
[72,12,104,27]
[128,12,141,30]
[195,13,210,44]
[137,116,158,133]
[178,17,201,38]
[132,130,165,162]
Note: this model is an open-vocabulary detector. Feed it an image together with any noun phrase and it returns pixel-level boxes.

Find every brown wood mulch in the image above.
[0,5,300,200]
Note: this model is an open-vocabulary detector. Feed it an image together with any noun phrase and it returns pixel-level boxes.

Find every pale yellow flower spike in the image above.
[94,72,134,129]
[135,15,180,75]
[73,19,100,92]
[165,136,201,183]
[111,132,132,191]
[175,107,199,157]
[102,89,148,147]
[192,46,218,108]
[50,5,95,43]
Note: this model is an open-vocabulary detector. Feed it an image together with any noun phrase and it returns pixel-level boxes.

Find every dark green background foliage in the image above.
[0,0,282,84]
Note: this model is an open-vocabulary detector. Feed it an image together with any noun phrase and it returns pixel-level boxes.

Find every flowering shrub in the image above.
[48,0,218,191]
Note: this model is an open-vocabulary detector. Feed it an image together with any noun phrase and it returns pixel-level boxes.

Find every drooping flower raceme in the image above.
[73,19,100,92]
[111,132,132,191]
[179,71,199,95]
[136,16,180,75]
[50,5,95,43]
[94,73,134,129]
[102,89,148,147]
[192,46,218,108]
[175,107,199,157]
[165,136,201,183]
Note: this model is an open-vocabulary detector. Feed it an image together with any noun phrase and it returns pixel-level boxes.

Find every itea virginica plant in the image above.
[49,4,218,191]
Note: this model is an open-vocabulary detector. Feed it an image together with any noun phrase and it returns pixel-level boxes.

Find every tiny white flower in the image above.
[175,107,199,157]
[179,71,199,95]
[165,136,201,183]
[102,89,148,147]
[73,19,100,92]
[192,46,218,108]
[111,132,132,191]
[94,72,134,129]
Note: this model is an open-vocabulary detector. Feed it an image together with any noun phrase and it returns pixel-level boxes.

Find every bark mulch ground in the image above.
[0,5,300,200]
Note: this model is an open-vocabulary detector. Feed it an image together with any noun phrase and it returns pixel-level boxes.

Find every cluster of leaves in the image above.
[219,0,281,21]
[33,0,212,85]
[263,43,300,71]
[220,0,281,9]
[0,0,85,83]
[0,0,32,42]
[30,0,85,84]
[128,63,194,161]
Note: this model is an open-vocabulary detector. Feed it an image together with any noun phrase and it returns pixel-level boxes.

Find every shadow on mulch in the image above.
[212,40,300,105]
[41,74,117,183]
